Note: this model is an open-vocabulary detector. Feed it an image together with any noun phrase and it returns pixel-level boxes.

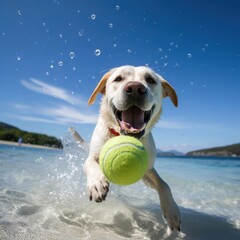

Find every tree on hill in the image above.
[0,122,63,149]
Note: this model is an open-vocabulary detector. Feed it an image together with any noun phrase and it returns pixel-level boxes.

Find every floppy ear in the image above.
[161,79,178,107]
[88,71,112,105]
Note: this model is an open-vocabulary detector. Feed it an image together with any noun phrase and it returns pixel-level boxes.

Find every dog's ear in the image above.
[88,71,112,105]
[161,79,178,107]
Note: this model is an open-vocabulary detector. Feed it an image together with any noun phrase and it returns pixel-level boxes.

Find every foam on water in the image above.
[0,136,240,239]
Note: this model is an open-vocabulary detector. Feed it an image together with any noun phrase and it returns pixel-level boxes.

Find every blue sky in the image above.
[1,0,240,153]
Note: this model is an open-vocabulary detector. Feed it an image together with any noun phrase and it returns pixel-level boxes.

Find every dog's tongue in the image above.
[120,106,145,133]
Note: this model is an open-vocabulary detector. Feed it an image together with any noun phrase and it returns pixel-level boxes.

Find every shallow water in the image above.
[0,136,240,239]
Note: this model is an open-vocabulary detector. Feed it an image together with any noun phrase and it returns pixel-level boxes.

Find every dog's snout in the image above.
[124,82,146,96]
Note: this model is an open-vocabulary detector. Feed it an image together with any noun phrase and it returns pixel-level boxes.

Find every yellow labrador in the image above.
[84,65,181,231]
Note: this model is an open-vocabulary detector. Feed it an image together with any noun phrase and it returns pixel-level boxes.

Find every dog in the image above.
[84,65,181,231]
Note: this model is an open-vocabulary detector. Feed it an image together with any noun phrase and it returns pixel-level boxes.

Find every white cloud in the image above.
[11,103,31,110]
[16,115,65,125]
[21,78,86,105]
[11,78,99,127]
[40,105,98,124]
[11,104,98,125]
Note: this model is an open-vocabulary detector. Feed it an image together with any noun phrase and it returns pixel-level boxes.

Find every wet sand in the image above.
[0,140,59,150]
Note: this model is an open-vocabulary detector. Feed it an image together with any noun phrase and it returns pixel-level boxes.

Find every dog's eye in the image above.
[114,76,123,82]
[146,75,156,84]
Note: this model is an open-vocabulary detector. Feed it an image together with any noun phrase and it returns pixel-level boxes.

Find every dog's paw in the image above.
[161,191,181,231]
[87,173,109,203]
[162,199,181,231]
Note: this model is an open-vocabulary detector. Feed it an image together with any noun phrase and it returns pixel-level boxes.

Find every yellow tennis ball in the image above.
[99,136,148,185]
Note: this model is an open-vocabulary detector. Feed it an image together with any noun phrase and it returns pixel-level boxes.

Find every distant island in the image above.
[156,143,240,158]
[0,122,63,149]
[186,143,240,157]
[156,149,184,157]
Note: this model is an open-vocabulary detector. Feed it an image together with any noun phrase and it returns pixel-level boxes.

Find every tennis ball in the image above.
[99,136,148,185]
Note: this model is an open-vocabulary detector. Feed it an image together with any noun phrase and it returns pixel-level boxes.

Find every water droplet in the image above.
[79,80,82,83]
[108,23,113,28]
[113,43,117,47]
[17,56,21,61]
[59,34,63,38]
[127,49,132,53]
[91,14,96,20]
[46,71,49,76]
[72,67,76,71]
[187,53,192,59]
[78,30,84,37]
[58,61,63,67]
[50,65,54,69]
[17,10,22,16]
[69,52,75,59]
[95,49,101,56]
[116,5,120,11]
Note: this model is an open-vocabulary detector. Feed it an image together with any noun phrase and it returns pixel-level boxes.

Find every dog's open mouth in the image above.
[113,105,154,138]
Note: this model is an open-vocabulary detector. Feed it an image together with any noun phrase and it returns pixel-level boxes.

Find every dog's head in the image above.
[88,65,178,139]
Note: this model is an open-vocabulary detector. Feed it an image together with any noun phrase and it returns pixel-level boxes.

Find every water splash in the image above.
[43,134,89,205]
[91,14,96,20]
[95,49,101,56]
[69,52,75,59]
[58,61,63,67]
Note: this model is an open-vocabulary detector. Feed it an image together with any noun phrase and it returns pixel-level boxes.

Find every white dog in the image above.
[84,65,181,231]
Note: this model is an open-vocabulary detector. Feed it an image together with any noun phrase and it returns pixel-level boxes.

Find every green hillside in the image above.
[186,143,240,157]
[0,122,63,149]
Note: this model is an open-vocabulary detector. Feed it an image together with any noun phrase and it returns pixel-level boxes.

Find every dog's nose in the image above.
[124,82,147,96]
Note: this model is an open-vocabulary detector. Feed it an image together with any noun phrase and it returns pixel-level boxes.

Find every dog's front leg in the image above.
[84,156,109,202]
[83,117,110,203]
[143,168,181,231]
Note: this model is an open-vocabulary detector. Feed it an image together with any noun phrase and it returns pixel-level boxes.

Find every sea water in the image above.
[0,136,240,240]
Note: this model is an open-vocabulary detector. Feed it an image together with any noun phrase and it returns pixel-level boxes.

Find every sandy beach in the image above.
[0,140,59,150]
